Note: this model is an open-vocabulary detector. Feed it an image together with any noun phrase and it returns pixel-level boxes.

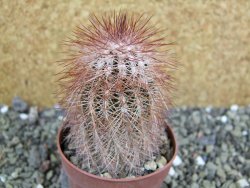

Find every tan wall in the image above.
[0,0,250,107]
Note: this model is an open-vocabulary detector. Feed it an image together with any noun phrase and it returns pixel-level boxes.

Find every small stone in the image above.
[242,130,248,136]
[160,148,167,155]
[206,145,214,153]
[12,96,28,112]
[29,107,38,123]
[58,115,64,120]
[101,172,112,178]
[11,171,18,179]
[70,156,78,165]
[6,183,13,188]
[220,152,228,163]
[9,136,20,146]
[180,128,187,136]
[225,124,233,131]
[125,175,135,178]
[160,135,168,143]
[140,167,145,172]
[206,162,217,179]
[173,155,182,166]
[28,146,41,168]
[215,180,222,187]
[191,111,201,125]
[230,104,239,112]
[20,172,32,179]
[51,176,58,183]
[192,174,198,182]
[36,184,44,188]
[179,138,189,146]
[203,180,212,187]
[229,183,237,188]
[172,181,178,187]
[204,128,212,135]
[199,135,216,145]
[156,156,167,168]
[22,182,32,188]
[237,179,249,188]
[237,156,245,164]
[205,106,212,113]
[242,165,250,177]
[39,144,48,161]
[196,156,205,166]
[164,175,171,183]
[144,160,157,171]
[53,104,61,109]
[19,113,28,120]
[0,105,8,114]
[228,169,240,177]
[221,116,228,123]
[233,126,242,137]
[8,155,17,164]
[0,175,6,182]
[216,168,226,180]
[223,164,231,172]
[50,154,57,162]
[168,167,175,176]
[46,170,53,180]
[227,111,237,120]
[32,167,44,184]
[40,160,50,173]
[191,183,199,188]
[206,162,217,170]
[42,109,56,118]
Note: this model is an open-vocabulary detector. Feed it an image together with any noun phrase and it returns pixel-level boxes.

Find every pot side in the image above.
[57,123,178,188]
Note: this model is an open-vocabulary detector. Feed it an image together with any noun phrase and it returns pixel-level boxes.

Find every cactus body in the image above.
[58,12,176,178]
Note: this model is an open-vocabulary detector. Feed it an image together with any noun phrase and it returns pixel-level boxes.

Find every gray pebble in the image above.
[46,170,53,180]
[42,109,56,118]
[217,168,226,181]
[100,172,112,178]
[12,97,28,112]
[28,146,41,168]
[237,179,249,188]
[156,156,167,168]
[29,107,38,123]
[191,183,199,188]
[191,111,201,125]
[144,160,157,171]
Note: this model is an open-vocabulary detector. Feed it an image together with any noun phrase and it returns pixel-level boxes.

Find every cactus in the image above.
[58,11,176,178]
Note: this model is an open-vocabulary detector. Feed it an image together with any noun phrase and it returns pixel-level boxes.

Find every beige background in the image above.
[0,0,250,107]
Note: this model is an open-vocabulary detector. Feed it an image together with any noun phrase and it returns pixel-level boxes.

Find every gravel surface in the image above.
[0,98,249,188]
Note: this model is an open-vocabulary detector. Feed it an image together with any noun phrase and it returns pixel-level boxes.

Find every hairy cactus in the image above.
[58,11,176,178]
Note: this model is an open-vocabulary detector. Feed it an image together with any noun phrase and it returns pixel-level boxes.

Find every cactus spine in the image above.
[58,11,176,178]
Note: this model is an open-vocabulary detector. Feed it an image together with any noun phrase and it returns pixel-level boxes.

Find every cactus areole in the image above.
[57,11,177,186]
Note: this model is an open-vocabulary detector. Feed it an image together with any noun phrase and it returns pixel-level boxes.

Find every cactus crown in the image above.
[58,11,176,178]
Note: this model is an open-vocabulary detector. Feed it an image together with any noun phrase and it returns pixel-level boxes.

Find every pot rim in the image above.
[57,123,178,182]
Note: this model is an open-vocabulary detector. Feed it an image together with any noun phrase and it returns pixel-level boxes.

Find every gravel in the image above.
[144,160,158,171]
[0,99,249,188]
[12,96,28,113]
[173,155,182,166]
[161,105,250,188]
[0,101,62,188]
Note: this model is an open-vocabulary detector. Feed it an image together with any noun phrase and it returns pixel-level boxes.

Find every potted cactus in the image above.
[56,11,177,188]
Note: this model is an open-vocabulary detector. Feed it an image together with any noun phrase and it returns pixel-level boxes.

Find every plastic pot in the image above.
[57,123,177,188]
